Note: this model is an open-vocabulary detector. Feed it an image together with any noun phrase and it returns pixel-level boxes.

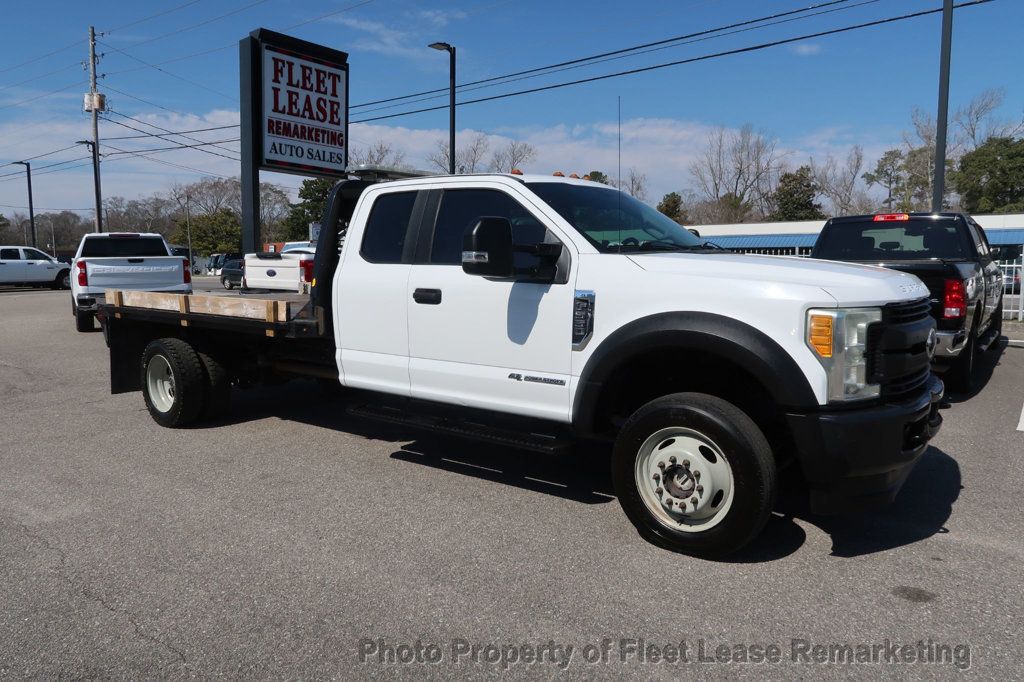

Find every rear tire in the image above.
[74,308,94,332]
[612,392,776,557]
[197,351,231,421]
[222,277,233,290]
[141,338,206,427]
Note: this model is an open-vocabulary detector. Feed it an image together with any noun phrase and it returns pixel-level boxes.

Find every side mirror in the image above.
[462,217,514,278]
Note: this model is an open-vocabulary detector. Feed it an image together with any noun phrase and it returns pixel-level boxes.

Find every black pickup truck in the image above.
[811,212,1012,392]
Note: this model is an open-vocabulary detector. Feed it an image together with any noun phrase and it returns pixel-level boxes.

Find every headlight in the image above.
[806,307,882,402]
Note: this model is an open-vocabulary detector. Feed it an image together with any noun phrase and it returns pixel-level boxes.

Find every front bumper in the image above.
[785,374,944,514]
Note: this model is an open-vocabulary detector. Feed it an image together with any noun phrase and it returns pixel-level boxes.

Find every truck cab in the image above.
[99,172,944,556]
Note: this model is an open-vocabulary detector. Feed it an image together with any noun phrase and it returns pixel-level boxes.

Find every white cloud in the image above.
[2,105,902,217]
[790,43,822,57]
[330,17,424,60]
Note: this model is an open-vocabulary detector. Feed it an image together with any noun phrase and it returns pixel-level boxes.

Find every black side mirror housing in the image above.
[462,217,514,278]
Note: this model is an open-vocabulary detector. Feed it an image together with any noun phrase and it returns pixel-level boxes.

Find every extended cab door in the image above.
[335,187,426,396]
[21,248,59,282]
[0,248,26,283]
[406,184,576,422]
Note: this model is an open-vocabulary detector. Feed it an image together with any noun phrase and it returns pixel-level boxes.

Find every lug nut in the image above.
[696,485,704,494]
[655,487,663,495]
[666,499,673,507]
[657,461,666,469]
[669,456,677,464]
[683,459,690,467]
[653,473,660,481]
[693,471,700,479]
[690,496,698,505]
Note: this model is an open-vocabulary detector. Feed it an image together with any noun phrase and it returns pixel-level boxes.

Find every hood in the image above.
[626,252,929,306]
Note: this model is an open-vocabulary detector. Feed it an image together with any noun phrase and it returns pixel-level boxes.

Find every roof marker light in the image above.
[873,213,910,222]
[510,168,523,175]
[552,171,564,177]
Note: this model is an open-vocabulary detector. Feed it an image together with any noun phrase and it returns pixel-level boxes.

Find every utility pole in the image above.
[86,26,104,232]
[14,161,36,247]
[931,0,954,213]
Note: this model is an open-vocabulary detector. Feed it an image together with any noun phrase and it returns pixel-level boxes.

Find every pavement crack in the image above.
[11,519,188,667]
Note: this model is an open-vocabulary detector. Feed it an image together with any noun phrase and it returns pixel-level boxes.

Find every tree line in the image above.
[2,90,1019,252]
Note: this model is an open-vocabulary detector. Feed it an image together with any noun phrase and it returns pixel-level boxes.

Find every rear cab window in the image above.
[360,191,418,264]
[80,236,170,258]
[812,217,973,261]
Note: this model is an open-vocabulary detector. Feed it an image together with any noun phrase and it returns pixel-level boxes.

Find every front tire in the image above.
[222,277,233,290]
[54,270,70,290]
[612,392,776,556]
[141,338,206,427]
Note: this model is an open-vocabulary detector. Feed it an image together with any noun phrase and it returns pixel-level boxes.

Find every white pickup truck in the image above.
[72,232,192,332]
[242,247,316,293]
[96,171,943,556]
[0,246,70,289]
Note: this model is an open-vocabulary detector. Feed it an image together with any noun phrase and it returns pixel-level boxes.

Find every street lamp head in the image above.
[76,139,92,147]
[14,160,28,167]
[428,42,453,52]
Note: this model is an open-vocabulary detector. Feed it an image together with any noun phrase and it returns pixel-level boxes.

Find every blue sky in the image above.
[1,0,1022,215]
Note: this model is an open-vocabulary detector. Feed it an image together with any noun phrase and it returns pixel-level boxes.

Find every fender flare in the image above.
[571,311,818,435]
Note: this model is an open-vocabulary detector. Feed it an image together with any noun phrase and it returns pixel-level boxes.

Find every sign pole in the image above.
[239,35,261,254]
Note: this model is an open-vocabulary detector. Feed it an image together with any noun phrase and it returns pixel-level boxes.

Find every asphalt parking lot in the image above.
[2,284,1023,678]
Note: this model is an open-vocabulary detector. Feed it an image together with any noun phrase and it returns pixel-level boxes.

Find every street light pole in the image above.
[14,162,36,247]
[429,42,456,174]
[932,0,954,213]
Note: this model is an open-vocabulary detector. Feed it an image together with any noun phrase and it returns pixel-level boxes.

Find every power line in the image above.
[352,0,996,125]
[106,0,206,33]
[0,80,87,112]
[0,0,204,79]
[353,0,883,118]
[105,0,378,75]
[104,138,241,157]
[102,111,241,160]
[0,156,93,180]
[0,202,92,211]
[104,124,240,141]
[350,0,857,110]
[1,144,82,168]
[98,40,236,102]
[120,0,273,51]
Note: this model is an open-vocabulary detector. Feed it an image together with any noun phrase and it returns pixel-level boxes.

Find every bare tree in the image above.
[349,139,407,168]
[617,167,649,202]
[427,133,491,174]
[952,88,1024,151]
[490,140,536,173]
[812,145,864,216]
[689,125,783,221]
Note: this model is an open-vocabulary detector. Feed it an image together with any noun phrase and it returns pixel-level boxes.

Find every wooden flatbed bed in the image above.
[99,288,322,338]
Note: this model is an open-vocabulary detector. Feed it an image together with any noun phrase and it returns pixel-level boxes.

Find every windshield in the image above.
[812,218,971,261]
[80,236,169,258]
[526,182,707,253]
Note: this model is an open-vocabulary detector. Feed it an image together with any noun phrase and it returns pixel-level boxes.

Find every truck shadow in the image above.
[218,383,961,563]
[943,338,1006,403]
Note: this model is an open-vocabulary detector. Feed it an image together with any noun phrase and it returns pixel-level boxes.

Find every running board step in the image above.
[346,403,572,454]
[977,324,1000,352]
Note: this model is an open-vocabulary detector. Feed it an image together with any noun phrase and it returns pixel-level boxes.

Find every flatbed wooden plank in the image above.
[105,288,293,323]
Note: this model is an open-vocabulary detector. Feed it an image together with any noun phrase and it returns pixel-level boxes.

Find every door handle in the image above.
[413,288,442,305]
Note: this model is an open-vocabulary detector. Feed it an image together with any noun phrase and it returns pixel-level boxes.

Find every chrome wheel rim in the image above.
[634,427,735,532]
[146,355,175,413]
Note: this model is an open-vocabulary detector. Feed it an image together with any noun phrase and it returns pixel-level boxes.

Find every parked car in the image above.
[97,172,944,556]
[71,232,192,332]
[0,246,70,289]
[1004,269,1021,295]
[220,259,244,289]
[811,212,1004,392]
